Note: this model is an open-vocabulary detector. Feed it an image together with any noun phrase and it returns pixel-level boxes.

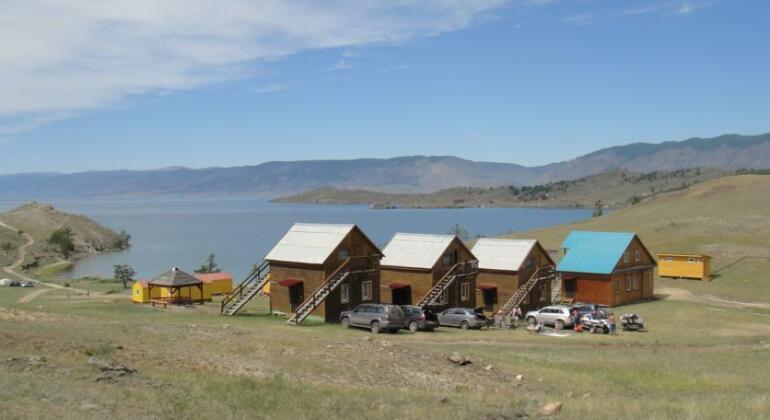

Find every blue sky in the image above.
[1,0,768,174]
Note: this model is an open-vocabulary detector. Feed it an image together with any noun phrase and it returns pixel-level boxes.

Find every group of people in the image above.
[570,305,617,335]
[491,306,523,329]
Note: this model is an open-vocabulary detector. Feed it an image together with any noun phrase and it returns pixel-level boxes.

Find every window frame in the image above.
[340,283,350,304]
[361,280,372,301]
[634,249,641,262]
[615,278,621,294]
[338,249,350,261]
[460,282,469,301]
[539,283,547,302]
[624,251,630,263]
[626,275,632,292]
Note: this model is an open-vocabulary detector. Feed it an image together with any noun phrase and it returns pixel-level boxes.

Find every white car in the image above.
[524,305,574,330]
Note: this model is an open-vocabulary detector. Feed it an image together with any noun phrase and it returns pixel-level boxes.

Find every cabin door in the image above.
[289,284,304,312]
[481,289,497,312]
[392,287,411,305]
[563,277,577,299]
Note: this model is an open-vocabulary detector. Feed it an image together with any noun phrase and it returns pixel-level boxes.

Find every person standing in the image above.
[608,313,617,335]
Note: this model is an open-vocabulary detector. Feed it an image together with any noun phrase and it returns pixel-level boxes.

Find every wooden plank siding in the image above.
[380,237,477,310]
[560,236,656,306]
[475,243,554,314]
[269,226,382,322]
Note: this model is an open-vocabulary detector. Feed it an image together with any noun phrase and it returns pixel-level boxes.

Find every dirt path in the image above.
[0,219,95,301]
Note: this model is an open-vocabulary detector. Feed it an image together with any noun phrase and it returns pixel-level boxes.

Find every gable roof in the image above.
[380,233,470,270]
[472,238,552,272]
[265,223,379,265]
[557,231,637,275]
[149,267,202,287]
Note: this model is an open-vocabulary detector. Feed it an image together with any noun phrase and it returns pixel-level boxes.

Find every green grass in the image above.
[2,175,770,419]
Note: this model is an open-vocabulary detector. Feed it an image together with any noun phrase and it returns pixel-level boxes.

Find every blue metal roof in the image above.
[557,231,636,275]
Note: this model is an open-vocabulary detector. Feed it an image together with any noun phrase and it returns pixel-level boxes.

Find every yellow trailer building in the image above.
[194,272,234,295]
[657,254,712,281]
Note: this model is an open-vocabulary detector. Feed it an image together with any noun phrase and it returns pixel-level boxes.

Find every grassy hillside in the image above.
[1,177,769,419]
[504,174,770,302]
[0,202,128,272]
[275,168,732,209]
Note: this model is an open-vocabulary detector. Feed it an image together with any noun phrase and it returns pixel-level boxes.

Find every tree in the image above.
[592,200,604,218]
[48,228,75,259]
[113,230,132,249]
[630,195,642,205]
[448,224,470,241]
[195,253,222,274]
[113,264,136,289]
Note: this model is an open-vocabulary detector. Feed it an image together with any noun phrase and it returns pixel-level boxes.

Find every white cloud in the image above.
[617,1,716,17]
[563,13,597,26]
[0,0,535,134]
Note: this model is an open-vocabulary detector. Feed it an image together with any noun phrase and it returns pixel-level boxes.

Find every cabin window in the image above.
[460,282,470,301]
[442,254,454,267]
[624,251,630,263]
[634,250,641,262]
[340,283,350,304]
[665,256,673,262]
[615,279,621,294]
[362,280,372,301]
[688,257,697,263]
[440,289,449,304]
[526,258,534,268]
[338,249,350,261]
[626,276,632,292]
[539,283,547,301]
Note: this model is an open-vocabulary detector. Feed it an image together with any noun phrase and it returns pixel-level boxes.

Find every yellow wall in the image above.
[132,283,161,303]
[205,278,233,295]
[133,283,212,303]
[657,255,711,280]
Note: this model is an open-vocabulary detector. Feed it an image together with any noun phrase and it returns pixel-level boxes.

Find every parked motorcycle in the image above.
[620,313,645,331]
[580,314,609,334]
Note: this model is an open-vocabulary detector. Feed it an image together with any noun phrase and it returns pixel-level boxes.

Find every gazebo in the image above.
[148,267,206,305]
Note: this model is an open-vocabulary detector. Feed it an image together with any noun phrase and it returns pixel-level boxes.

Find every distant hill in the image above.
[0,202,128,269]
[273,168,735,209]
[1,133,769,198]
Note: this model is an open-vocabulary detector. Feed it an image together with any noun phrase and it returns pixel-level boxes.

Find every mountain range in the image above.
[1,133,769,198]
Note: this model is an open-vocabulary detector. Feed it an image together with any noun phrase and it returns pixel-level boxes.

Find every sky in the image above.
[1,0,769,174]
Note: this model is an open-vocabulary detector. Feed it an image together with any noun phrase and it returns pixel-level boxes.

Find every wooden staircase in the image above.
[220,261,270,316]
[417,260,479,308]
[550,270,562,304]
[500,266,556,314]
[287,256,379,326]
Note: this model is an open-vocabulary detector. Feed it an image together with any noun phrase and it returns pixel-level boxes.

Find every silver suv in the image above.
[340,304,407,334]
[525,305,573,329]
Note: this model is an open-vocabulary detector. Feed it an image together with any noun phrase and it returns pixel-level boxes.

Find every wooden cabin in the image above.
[557,231,656,306]
[266,223,382,323]
[379,233,477,309]
[147,267,211,304]
[195,272,234,295]
[471,238,555,314]
[657,254,712,281]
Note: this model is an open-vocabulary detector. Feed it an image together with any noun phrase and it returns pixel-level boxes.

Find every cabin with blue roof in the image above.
[557,231,656,306]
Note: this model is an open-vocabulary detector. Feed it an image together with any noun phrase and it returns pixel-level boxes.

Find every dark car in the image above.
[339,304,407,333]
[400,305,438,332]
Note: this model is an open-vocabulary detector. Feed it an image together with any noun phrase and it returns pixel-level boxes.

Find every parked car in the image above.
[19,281,34,288]
[437,307,487,330]
[400,305,438,332]
[525,305,574,329]
[339,304,407,333]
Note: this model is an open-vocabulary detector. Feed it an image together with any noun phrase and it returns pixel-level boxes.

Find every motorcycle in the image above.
[620,313,645,331]
[580,314,609,334]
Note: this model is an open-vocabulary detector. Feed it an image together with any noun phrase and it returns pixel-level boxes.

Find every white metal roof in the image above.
[380,233,455,269]
[471,238,537,272]
[265,223,355,265]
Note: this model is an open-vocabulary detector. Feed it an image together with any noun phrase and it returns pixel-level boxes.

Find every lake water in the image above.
[0,198,592,281]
